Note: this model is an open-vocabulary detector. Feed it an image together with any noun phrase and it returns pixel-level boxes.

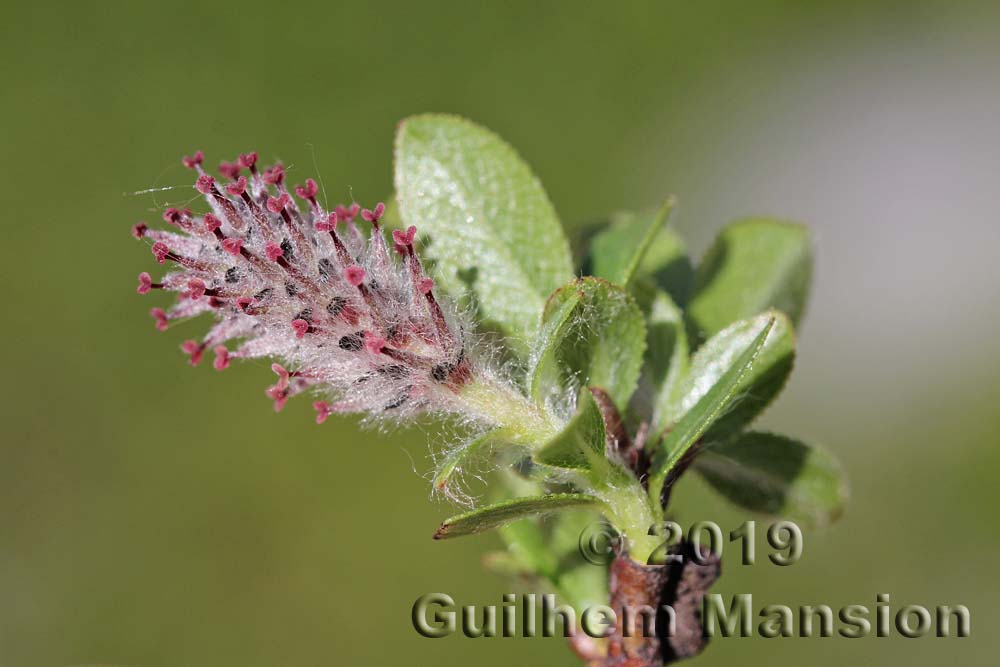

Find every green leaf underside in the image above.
[530,277,646,412]
[657,311,795,440]
[434,494,606,540]
[695,432,847,526]
[648,317,776,502]
[433,428,512,492]
[395,115,573,350]
[533,389,608,476]
[588,198,675,287]
[687,218,811,343]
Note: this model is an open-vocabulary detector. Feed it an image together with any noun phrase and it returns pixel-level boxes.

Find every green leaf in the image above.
[530,277,646,412]
[533,388,608,476]
[494,508,609,608]
[433,494,606,540]
[695,432,847,526]
[648,317,775,503]
[487,469,561,580]
[659,311,794,441]
[487,467,608,607]
[587,198,675,287]
[432,429,511,494]
[636,289,689,430]
[546,510,610,607]
[395,115,573,349]
[636,226,694,308]
[585,204,693,308]
[687,219,812,343]
[482,550,538,578]
[496,518,559,580]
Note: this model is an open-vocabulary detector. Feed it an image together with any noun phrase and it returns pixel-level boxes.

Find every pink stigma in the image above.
[225,175,247,196]
[344,265,366,286]
[195,174,215,194]
[265,242,284,262]
[181,340,204,366]
[262,164,285,185]
[364,333,386,355]
[137,272,152,295]
[267,386,288,412]
[271,363,290,389]
[221,238,243,257]
[295,179,318,200]
[163,208,184,226]
[392,225,417,247]
[314,214,335,232]
[131,222,148,239]
[152,242,170,264]
[203,213,222,232]
[150,307,169,331]
[266,194,291,214]
[336,203,360,222]
[238,152,258,169]
[361,202,386,223]
[218,161,241,180]
[291,319,310,338]
[187,278,207,300]
[313,401,332,424]
[418,277,435,294]
[182,151,204,169]
[213,346,230,371]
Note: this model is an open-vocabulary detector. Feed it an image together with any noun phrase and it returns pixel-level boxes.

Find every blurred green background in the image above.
[2,0,999,665]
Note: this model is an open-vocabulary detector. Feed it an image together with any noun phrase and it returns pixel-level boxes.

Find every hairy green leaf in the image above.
[395,115,573,350]
[433,429,512,494]
[533,389,608,476]
[687,219,811,343]
[530,277,646,412]
[658,311,794,440]
[696,432,847,526]
[433,494,606,540]
[648,318,775,503]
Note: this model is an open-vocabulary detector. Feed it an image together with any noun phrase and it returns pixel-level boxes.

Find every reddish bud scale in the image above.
[132,151,480,421]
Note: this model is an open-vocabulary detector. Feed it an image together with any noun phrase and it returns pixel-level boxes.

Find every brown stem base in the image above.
[603,542,721,666]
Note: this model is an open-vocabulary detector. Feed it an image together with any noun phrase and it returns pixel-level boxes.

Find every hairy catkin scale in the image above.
[134,150,480,424]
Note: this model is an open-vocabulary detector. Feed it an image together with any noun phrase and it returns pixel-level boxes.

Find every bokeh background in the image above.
[3,0,999,665]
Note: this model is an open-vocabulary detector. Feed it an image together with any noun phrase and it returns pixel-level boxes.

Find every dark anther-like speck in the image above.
[339,333,363,351]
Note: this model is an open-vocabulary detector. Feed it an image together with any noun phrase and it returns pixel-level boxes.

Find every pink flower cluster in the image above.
[134,151,473,422]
